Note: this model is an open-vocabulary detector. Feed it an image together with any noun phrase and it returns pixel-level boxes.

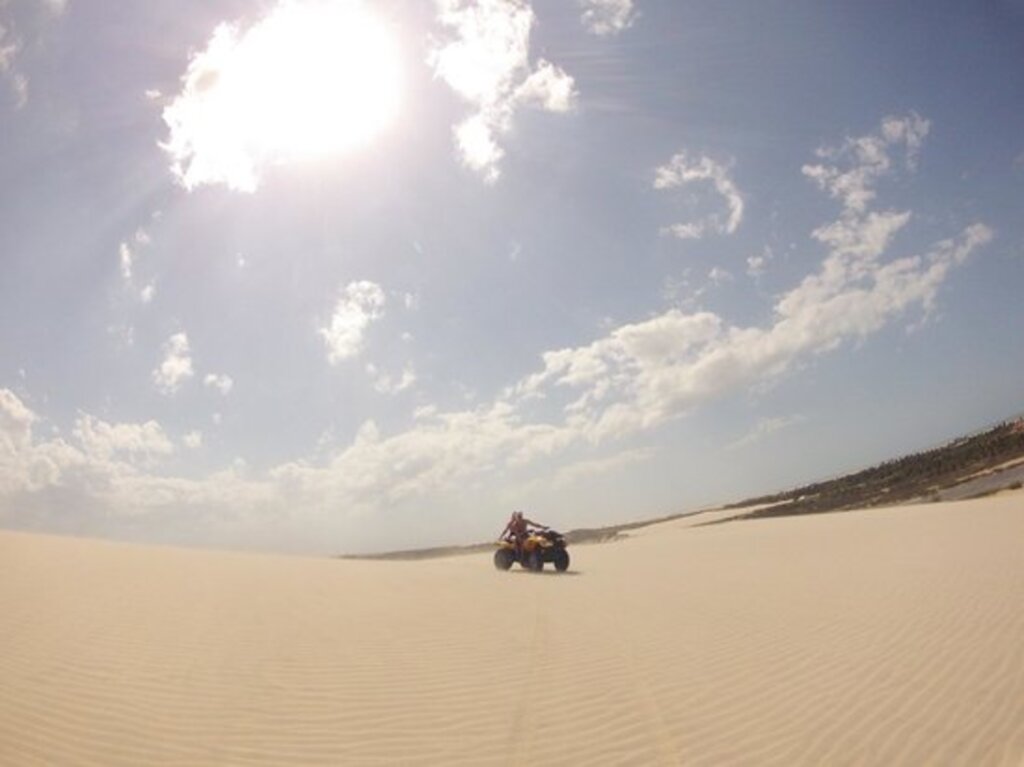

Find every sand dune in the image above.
[2,496,1023,765]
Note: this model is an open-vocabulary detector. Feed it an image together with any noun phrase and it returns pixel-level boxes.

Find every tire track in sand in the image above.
[504,574,549,767]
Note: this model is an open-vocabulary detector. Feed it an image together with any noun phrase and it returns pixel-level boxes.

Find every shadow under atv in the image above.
[504,568,583,577]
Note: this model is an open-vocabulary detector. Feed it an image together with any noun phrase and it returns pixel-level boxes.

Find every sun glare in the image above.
[239,1,401,157]
[164,0,403,190]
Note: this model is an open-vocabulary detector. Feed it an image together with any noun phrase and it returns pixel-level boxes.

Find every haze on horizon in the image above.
[1,0,1022,554]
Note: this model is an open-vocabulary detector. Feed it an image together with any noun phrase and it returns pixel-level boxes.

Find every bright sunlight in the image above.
[163,0,403,191]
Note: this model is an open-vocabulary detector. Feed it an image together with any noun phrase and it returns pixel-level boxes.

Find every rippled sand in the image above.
[2,495,1022,765]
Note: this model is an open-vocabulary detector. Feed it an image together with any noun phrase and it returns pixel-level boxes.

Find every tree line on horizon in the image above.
[727,416,1024,519]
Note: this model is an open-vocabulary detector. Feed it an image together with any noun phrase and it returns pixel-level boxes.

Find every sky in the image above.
[1,0,1023,555]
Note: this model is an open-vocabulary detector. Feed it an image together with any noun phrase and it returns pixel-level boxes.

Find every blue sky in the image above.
[1,0,1022,554]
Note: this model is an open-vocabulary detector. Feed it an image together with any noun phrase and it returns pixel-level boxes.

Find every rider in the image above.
[500,510,547,560]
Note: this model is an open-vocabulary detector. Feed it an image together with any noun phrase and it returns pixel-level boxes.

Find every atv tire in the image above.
[493,548,515,570]
[527,551,544,572]
[553,549,570,572]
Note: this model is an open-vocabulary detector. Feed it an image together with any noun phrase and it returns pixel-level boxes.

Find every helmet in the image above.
[513,510,523,520]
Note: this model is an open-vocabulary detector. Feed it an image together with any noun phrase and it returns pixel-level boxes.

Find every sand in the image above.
[1,495,1022,765]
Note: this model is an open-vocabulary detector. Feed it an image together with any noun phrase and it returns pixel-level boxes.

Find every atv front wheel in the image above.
[553,549,570,572]
[493,548,515,570]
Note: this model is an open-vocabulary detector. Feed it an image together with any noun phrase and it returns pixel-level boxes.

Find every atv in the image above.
[494,529,570,572]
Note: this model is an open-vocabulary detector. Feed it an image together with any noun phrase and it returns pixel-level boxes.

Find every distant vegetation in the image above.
[344,416,1024,558]
[726,416,1024,521]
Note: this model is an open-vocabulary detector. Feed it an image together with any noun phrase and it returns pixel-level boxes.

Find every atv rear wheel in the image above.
[553,549,570,572]
[493,548,515,570]
[527,551,544,572]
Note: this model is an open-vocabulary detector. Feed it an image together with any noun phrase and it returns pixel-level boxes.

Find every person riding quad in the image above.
[499,510,547,562]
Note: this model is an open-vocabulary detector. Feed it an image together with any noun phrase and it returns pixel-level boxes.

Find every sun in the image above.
[238,0,402,158]
[163,0,404,191]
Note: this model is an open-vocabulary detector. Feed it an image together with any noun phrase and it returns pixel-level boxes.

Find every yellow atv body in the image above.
[494,529,570,572]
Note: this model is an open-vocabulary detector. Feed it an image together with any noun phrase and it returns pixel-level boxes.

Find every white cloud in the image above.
[0,0,67,108]
[579,0,636,36]
[0,389,81,495]
[429,0,577,182]
[0,388,35,454]
[162,0,402,192]
[430,0,532,105]
[0,114,995,551]
[517,222,989,443]
[0,19,25,108]
[320,280,386,364]
[153,332,194,394]
[453,112,505,179]
[183,431,203,449]
[204,373,234,395]
[0,391,275,538]
[118,227,157,302]
[655,152,744,239]
[549,447,652,489]
[660,270,694,305]
[514,116,989,442]
[269,400,579,511]
[402,291,420,311]
[707,266,733,286]
[726,415,804,451]
[881,113,929,170]
[108,323,135,349]
[514,59,576,112]
[802,112,930,214]
[3,396,176,500]
[746,251,768,278]
[662,222,705,241]
[118,242,134,281]
[368,363,416,394]
[0,388,272,529]
[73,415,175,463]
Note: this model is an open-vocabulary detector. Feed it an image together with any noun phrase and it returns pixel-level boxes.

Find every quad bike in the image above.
[494,529,570,572]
